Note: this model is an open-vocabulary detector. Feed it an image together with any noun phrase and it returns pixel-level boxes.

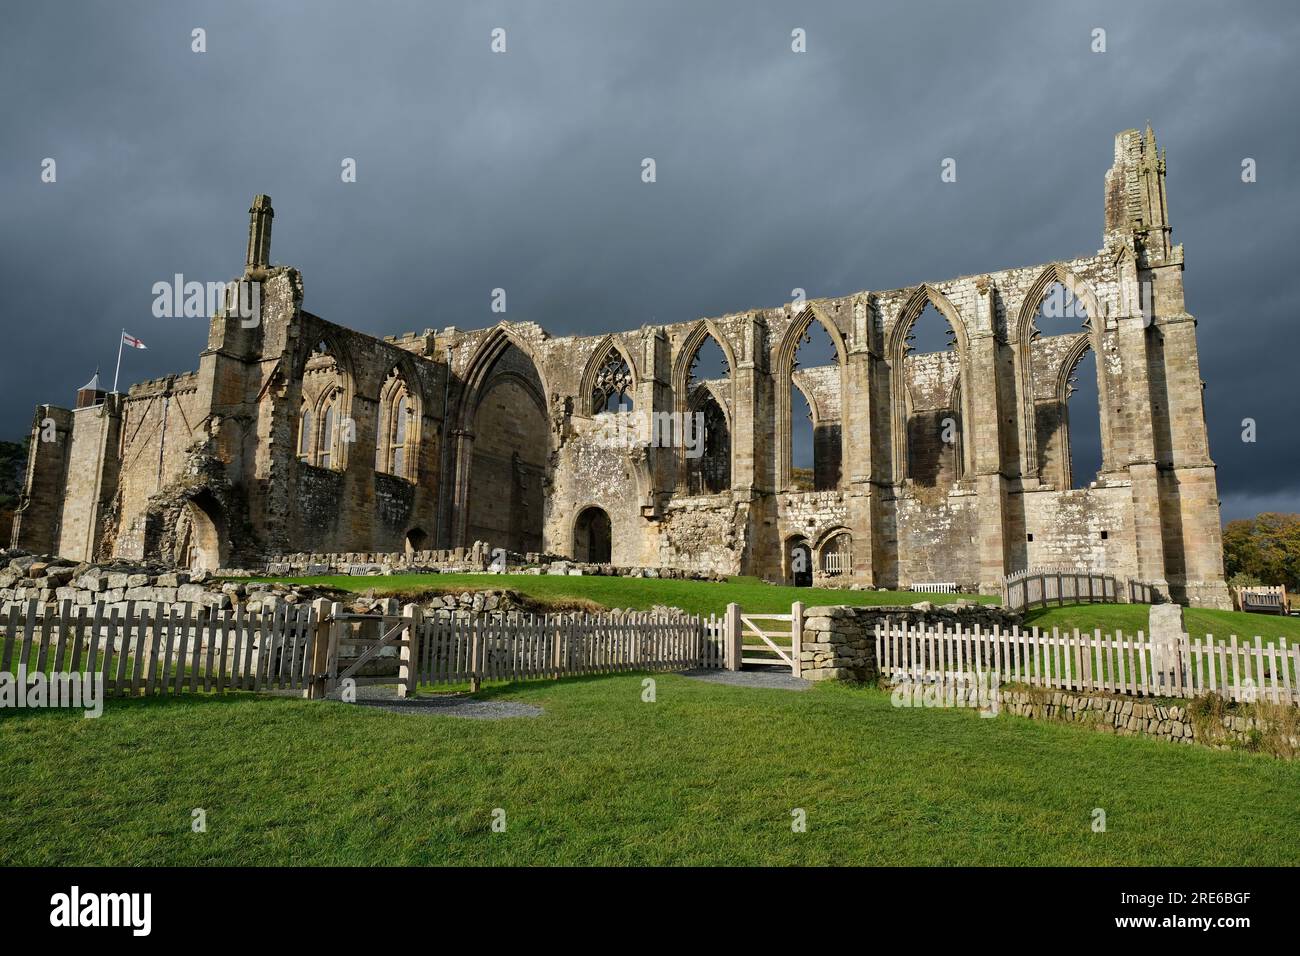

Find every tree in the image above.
[1222,513,1300,592]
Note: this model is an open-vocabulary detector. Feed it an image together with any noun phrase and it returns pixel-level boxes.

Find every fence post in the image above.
[1148,603,1186,693]
[398,603,421,699]
[551,613,563,680]
[307,598,333,699]
[469,618,482,693]
[790,601,803,678]
[725,603,742,671]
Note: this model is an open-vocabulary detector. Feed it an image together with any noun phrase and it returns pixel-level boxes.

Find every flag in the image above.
[122,332,147,350]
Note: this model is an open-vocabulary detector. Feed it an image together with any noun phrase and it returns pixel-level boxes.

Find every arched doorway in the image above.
[573,507,612,563]
[818,530,852,579]
[404,528,427,555]
[176,494,225,571]
[787,536,812,587]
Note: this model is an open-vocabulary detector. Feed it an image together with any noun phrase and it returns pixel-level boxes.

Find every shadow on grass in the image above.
[418,670,679,702]
[0,688,300,723]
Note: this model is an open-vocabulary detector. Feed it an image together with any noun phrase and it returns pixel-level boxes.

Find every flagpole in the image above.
[112,328,124,394]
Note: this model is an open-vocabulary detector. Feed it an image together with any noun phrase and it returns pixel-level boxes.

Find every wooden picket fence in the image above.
[1001,568,1155,612]
[0,599,318,697]
[876,622,1300,705]
[409,610,726,687]
[0,599,729,701]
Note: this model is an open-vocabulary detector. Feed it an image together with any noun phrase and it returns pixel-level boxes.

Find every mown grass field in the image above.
[2,675,1298,866]
[1022,603,1300,646]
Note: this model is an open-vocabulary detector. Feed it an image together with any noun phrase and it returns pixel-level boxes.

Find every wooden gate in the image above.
[724,602,802,677]
[327,608,419,698]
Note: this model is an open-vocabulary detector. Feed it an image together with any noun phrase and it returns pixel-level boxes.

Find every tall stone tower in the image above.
[1103,127,1228,607]
[245,194,274,276]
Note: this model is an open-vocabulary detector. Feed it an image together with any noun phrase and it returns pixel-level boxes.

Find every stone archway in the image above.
[460,339,550,555]
[572,507,612,563]
[405,527,427,555]
[786,536,812,587]
[177,493,225,571]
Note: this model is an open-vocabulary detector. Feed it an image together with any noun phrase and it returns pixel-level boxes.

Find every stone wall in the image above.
[800,601,1021,682]
[997,688,1298,756]
[260,543,725,581]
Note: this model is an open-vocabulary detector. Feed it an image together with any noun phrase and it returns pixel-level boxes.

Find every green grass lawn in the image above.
[249,573,997,618]
[1024,604,1300,646]
[2,675,1297,866]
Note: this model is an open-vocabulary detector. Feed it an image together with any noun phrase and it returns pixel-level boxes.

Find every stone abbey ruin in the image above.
[10,128,1230,607]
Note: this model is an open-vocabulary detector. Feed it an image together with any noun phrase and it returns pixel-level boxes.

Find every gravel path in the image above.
[327,685,543,719]
[352,697,544,719]
[677,667,812,691]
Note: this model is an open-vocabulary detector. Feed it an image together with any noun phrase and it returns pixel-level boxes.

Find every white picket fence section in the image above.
[822,550,850,576]
[1001,568,1155,611]
[0,599,318,697]
[911,582,958,594]
[876,622,1300,704]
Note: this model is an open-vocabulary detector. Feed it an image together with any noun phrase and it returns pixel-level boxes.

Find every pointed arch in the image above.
[888,284,975,484]
[579,335,638,415]
[1049,332,1106,489]
[176,491,226,571]
[672,320,736,494]
[1013,263,1103,348]
[671,319,737,412]
[314,386,342,470]
[376,363,421,480]
[297,329,354,470]
[1014,265,1113,480]
[887,284,969,363]
[450,324,552,552]
[456,324,552,432]
[685,382,731,495]
[774,305,849,491]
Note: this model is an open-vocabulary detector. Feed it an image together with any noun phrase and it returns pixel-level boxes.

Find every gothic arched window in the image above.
[317,392,338,469]
[591,350,633,413]
[297,402,313,462]
[376,368,417,480]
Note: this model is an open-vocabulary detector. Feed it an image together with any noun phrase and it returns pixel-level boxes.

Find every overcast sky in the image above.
[1,0,1296,520]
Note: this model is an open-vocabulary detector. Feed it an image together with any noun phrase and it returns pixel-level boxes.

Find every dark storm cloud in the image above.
[1,0,1296,520]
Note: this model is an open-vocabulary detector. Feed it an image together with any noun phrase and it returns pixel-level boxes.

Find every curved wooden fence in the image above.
[1002,569,1156,612]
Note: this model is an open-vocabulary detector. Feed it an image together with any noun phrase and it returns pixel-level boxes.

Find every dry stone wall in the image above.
[800,602,1021,682]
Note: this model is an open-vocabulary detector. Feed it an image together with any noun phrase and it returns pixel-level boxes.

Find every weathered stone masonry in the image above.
[11,128,1230,607]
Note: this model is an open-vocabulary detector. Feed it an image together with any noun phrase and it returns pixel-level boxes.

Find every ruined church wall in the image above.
[655,495,748,575]
[12,132,1233,607]
[10,406,73,554]
[111,374,209,561]
[892,491,980,587]
[1013,484,1137,577]
[545,412,650,566]
[54,402,121,562]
